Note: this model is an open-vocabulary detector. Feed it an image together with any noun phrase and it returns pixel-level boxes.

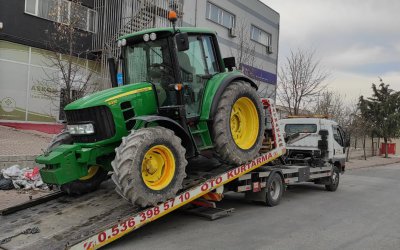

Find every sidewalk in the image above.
[346,155,400,170]
[0,125,52,170]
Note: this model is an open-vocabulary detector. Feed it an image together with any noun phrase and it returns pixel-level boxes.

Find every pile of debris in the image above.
[0,165,48,190]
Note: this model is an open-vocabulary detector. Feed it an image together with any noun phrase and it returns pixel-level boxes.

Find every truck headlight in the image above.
[67,124,95,135]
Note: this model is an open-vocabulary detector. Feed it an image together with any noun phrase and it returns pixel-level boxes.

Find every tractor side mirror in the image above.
[223,57,236,71]
[108,57,118,88]
[175,32,189,51]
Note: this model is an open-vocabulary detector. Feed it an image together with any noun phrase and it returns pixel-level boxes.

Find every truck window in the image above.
[332,126,344,146]
[285,124,317,135]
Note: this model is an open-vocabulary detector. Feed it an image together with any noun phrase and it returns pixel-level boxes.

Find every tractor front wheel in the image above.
[60,166,108,195]
[111,127,187,207]
[212,81,265,165]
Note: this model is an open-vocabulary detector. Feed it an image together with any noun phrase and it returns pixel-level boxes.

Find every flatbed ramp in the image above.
[0,149,284,250]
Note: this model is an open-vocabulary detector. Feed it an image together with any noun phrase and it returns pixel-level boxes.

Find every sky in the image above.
[261,0,400,102]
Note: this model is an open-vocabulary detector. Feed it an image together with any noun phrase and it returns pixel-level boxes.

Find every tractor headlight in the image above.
[150,32,157,41]
[67,123,95,135]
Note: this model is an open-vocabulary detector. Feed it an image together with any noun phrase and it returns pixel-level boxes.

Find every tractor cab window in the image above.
[178,35,219,118]
[125,38,176,106]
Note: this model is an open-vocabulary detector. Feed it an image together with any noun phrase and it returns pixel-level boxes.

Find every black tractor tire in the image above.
[212,80,265,165]
[46,131,108,195]
[265,173,284,207]
[45,130,73,154]
[111,127,187,207]
[325,165,340,192]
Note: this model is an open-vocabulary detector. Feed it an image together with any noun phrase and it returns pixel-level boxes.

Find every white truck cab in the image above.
[278,117,348,172]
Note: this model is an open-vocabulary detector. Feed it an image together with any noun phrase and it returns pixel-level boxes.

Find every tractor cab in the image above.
[111,26,225,121]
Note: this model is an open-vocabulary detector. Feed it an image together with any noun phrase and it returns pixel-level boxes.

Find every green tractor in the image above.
[36,15,265,207]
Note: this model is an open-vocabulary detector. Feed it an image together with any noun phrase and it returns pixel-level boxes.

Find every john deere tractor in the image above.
[36,13,265,206]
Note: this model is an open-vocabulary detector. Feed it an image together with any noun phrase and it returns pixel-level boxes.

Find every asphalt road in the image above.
[106,163,400,250]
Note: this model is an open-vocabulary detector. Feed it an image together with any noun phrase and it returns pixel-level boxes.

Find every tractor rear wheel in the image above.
[46,131,108,195]
[212,81,265,165]
[111,127,187,207]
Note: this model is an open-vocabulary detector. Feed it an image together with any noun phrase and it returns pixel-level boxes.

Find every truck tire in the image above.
[212,81,265,165]
[325,166,340,192]
[46,131,108,195]
[112,127,187,207]
[265,173,283,207]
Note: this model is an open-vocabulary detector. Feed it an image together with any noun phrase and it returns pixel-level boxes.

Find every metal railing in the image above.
[93,0,184,89]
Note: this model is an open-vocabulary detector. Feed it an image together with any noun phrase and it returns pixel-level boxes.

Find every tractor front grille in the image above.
[65,106,115,143]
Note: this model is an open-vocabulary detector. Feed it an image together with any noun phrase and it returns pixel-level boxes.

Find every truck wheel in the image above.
[265,173,283,207]
[325,166,340,192]
[212,81,265,165]
[46,131,108,195]
[112,127,187,207]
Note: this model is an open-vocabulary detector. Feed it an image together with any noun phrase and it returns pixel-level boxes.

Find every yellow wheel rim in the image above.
[79,165,99,181]
[230,97,260,150]
[141,145,176,190]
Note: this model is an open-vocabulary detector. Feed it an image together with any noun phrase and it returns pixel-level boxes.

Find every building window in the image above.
[24,0,97,33]
[250,25,271,46]
[206,2,235,29]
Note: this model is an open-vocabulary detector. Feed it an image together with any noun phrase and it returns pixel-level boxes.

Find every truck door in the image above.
[332,125,346,160]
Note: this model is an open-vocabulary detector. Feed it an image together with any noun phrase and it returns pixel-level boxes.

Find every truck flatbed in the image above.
[0,145,284,250]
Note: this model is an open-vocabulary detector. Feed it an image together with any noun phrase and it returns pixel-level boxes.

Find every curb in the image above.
[346,158,400,170]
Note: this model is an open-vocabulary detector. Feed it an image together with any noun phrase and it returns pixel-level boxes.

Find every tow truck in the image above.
[0,100,342,250]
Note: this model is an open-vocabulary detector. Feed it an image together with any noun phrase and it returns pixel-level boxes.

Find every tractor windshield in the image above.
[124,37,176,105]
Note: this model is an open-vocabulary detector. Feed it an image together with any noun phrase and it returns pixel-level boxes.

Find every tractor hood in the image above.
[65,83,154,110]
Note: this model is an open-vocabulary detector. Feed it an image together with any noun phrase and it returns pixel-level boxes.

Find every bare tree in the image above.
[278,49,329,115]
[313,90,347,125]
[36,0,100,119]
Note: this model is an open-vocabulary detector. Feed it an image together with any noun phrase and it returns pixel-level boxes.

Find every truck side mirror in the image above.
[223,57,236,71]
[108,57,118,88]
[175,32,189,51]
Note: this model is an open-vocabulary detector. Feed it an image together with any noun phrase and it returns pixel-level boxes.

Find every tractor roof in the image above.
[118,27,216,40]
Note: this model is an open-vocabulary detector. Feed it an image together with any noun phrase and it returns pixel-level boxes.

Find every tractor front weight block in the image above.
[36,144,93,185]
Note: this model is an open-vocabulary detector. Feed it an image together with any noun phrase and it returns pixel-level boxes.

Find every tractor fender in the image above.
[209,74,258,119]
[133,115,196,157]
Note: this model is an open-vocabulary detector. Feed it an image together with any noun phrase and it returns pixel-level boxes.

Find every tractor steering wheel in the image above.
[149,63,173,72]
